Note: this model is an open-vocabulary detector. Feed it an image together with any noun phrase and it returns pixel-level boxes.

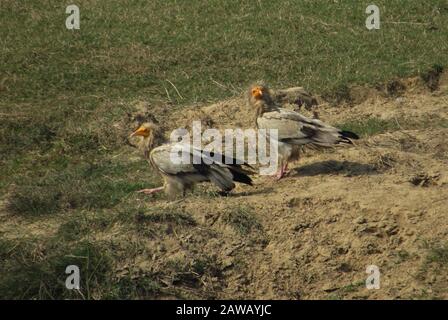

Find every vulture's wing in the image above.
[150,144,199,175]
[258,108,359,147]
[150,143,252,191]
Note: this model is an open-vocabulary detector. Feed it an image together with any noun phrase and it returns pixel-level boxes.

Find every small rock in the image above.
[354,217,367,224]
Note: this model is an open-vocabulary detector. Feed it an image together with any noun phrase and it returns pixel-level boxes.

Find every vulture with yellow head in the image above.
[130,123,253,198]
[249,84,359,179]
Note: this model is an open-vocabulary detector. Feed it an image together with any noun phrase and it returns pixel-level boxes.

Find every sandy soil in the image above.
[126,73,448,299]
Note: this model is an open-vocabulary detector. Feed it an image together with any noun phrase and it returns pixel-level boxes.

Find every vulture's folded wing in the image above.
[150,144,199,176]
[258,109,358,147]
[150,143,253,191]
[190,145,253,189]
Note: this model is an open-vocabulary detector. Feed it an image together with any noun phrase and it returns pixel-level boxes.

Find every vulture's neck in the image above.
[254,98,278,126]
[139,132,164,159]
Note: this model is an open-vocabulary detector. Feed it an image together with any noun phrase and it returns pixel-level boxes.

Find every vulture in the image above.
[130,122,253,198]
[248,84,359,179]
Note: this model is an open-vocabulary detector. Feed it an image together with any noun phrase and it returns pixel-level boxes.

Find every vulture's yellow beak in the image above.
[130,126,150,137]
[251,87,263,100]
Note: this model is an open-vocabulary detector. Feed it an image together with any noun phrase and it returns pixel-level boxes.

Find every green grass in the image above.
[338,118,401,137]
[1,1,448,105]
[414,242,448,299]
[6,160,153,216]
[0,238,113,299]
[338,115,448,137]
[1,0,448,299]
[426,245,448,265]
[222,206,262,235]
[56,211,114,241]
[326,280,365,300]
[135,210,197,226]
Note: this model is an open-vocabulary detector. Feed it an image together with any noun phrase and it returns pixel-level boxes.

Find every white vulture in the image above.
[130,122,253,198]
[248,84,359,179]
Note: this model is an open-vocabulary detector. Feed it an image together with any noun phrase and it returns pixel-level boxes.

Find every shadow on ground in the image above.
[291,160,378,177]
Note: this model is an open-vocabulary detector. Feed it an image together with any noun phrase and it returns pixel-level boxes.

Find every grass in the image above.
[338,115,448,138]
[6,160,152,216]
[222,206,262,235]
[222,206,269,248]
[0,238,113,299]
[421,64,444,91]
[1,1,448,105]
[1,0,448,299]
[413,242,448,299]
[136,210,197,226]
[426,245,448,265]
[338,118,401,138]
[56,211,114,241]
[327,280,365,300]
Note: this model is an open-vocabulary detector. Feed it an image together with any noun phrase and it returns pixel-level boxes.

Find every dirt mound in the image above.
[115,72,448,299]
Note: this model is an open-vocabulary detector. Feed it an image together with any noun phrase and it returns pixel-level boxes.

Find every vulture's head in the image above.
[131,122,154,138]
[250,85,264,100]
[249,85,267,100]
[248,84,275,116]
[130,122,161,155]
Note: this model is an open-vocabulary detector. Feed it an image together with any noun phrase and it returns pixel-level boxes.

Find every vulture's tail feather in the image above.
[208,169,235,192]
[229,168,253,186]
[337,130,360,144]
[340,130,360,140]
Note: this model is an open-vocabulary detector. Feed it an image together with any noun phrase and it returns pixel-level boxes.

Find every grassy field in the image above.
[1,0,448,299]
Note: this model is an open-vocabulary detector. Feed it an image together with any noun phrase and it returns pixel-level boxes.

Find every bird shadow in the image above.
[290,160,378,177]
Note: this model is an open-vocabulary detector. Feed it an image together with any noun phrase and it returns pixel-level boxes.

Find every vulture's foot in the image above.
[137,186,164,195]
[275,172,285,180]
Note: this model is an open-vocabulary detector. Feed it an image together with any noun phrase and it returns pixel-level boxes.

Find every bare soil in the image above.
[130,74,448,299]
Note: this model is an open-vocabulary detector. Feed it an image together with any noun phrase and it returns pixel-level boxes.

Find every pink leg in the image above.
[276,163,289,180]
[137,186,164,195]
[276,166,285,180]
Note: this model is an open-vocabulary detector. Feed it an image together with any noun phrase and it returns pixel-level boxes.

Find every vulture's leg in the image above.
[276,162,290,180]
[283,162,290,175]
[268,161,285,180]
[137,186,164,195]
[276,165,285,180]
